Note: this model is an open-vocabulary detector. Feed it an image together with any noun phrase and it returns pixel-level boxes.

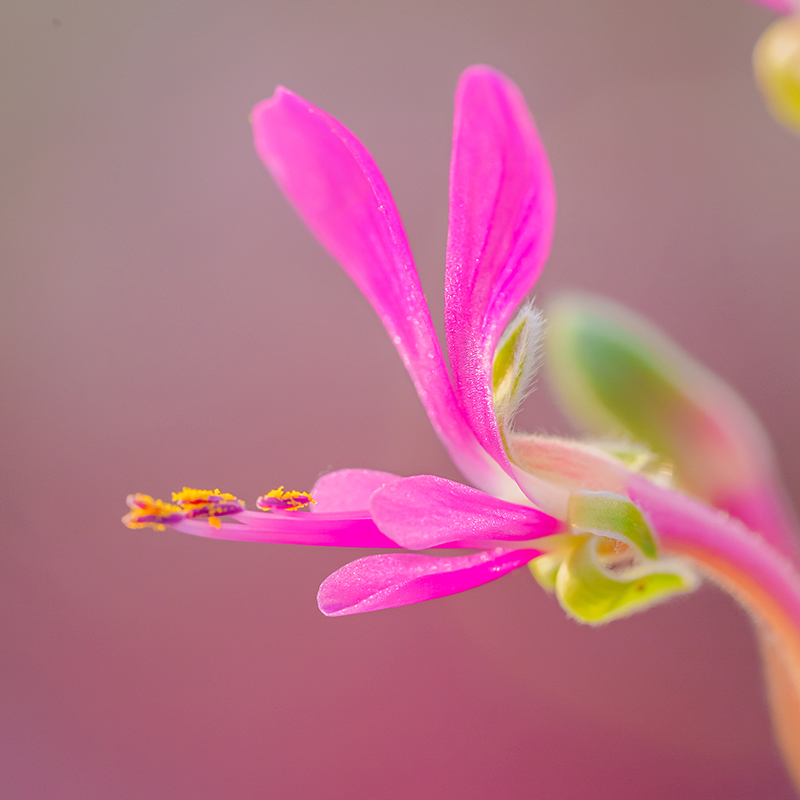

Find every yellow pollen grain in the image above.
[261,486,316,510]
[122,493,182,530]
[172,487,239,506]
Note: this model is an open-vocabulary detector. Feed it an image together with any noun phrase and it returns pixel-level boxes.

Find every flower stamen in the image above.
[171,487,246,528]
[122,494,185,530]
[256,486,315,512]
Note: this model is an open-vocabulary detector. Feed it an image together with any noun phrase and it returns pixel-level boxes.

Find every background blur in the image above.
[2,0,800,797]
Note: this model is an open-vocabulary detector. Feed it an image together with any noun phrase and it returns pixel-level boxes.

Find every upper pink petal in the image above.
[311,469,401,512]
[251,87,501,492]
[369,474,561,550]
[317,547,542,616]
[444,65,556,468]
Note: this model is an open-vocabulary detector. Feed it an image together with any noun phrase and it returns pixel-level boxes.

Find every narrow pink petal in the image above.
[171,506,501,550]
[252,88,499,491]
[171,512,400,548]
[311,469,401,512]
[445,65,556,467]
[369,474,561,550]
[317,547,542,616]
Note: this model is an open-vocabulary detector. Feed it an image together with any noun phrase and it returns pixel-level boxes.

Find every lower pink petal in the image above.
[311,469,401,512]
[317,547,542,616]
[370,474,561,549]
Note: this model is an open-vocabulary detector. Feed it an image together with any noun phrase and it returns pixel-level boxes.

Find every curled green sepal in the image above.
[529,550,566,590]
[555,535,697,625]
[492,313,525,395]
[492,304,543,433]
[568,490,657,559]
[529,491,698,622]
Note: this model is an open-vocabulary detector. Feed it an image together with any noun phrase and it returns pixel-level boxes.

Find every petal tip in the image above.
[250,85,293,125]
[458,63,509,87]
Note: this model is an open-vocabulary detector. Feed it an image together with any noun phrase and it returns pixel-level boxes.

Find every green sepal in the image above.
[492,315,525,398]
[590,440,659,473]
[546,298,686,461]
[528,551,566,591]
[568,491,658,560]
[555,535,694,625]
[492,305,543,441]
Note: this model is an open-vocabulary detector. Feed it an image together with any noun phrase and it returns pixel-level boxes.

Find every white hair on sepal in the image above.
[493,301,545,434]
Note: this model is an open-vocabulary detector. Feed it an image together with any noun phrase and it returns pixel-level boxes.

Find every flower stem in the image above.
[628,475,800,789]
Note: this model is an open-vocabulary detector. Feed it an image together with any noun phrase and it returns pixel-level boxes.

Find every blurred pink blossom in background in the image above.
[752,0,795,15]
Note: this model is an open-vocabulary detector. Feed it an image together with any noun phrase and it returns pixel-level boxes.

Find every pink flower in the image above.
[127,67,570,614]
[125,65,740,626]
[122,64,796,625]
[243,65,790,631]
[126,66,800,782]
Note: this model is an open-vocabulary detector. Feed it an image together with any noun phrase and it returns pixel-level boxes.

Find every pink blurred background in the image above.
[2,0,800,797]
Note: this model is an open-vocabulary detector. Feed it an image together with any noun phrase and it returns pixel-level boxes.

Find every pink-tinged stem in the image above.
[760,631,800,793]
[717,480,800,570]
[629,475,800,789]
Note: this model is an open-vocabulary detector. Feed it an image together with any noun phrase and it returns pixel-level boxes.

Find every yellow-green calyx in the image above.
[568,491,657,558]
[530,491,697,624]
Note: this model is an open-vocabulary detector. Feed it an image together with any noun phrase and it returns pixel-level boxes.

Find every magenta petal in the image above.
[445,65,556,467]
[252,88,500,492]
[172,512,400,548]
[312,469,401,512]
[369,474,560,549]
[317,547,542,616]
